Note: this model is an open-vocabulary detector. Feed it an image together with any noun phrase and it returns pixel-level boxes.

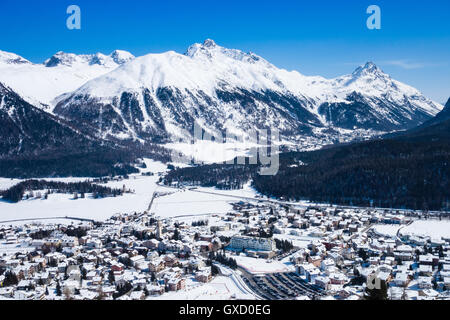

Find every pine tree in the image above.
[364,280,389,300]
[109,270,115,284]
[3,271,18,286]
[56,281,62,296]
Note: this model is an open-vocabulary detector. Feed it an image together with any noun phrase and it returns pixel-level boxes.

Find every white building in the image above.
[230,236,275,252]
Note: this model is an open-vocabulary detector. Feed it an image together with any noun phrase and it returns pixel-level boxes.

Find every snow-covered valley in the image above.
[0,159,259,225]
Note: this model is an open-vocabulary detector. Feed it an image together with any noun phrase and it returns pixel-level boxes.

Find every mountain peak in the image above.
[185,39,221,58]
[0,50,31,65]
[420,96,450,127]
[110,50,135,64]
[202,39,217,48]
[44,50,134,67]
[352,61,384,77]
[44,52,81,67]
[363,61,378,69]
[185,39,269,67]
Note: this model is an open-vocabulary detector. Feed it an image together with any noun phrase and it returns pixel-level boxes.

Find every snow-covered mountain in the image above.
[0,50,31,65]
[44,50,134,68]
[420,97,450,127]
[0,50,134,110]
[0,81,146,178]
[316,62,441,131]
[52,40,442,144]
[0,82,98,157]
[0,40,442,147]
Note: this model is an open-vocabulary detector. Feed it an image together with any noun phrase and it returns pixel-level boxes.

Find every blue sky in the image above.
[0,0,449,102]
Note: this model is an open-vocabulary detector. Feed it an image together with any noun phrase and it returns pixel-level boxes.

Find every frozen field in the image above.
[0,218,92,228]
[0,159,248,224]
[165,140,260,165]
[0,185,154,223]
[150,275,255,300]
[151,181,266,219]
[0,178,22,191]
[233,256,295,275]
[399,220,450,239]
[0,160,172,224]
[151,189,235,218]
[195,182,262,200]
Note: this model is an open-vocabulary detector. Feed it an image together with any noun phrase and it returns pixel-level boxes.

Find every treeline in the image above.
[64,226,88,238]
[0,82,173,179]
[208,252,238,270]
[0,140,173,179]
[113,281,133,300]
[254,138,450,211]
[30,229,53,240]
[0,149,139,179]
[275,239,294,253]
[1,180,124,203]
[139,142,173,163]
[1,270,19,287]
[164,162,257,190]
[192,220,209,227]
[163,120,450,211]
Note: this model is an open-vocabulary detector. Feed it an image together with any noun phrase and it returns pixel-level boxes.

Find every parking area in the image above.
[242,272,326,300]
[242,275,275,300]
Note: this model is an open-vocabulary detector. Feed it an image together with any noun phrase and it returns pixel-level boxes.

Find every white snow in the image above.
[165,140,259,164]
[0,218,91,228]
[0,50,30,64]
[273,233,316,249]
[195,182,261,199]
[0,178,22,191]
[43,40,443,144]
[0,159,170,224]
[0,190,147,223]
[0,50,134,109]
[400,220,450,240]
[151,180,264,219]
[151,189,235,219]
[0,242,34,255]
[64,41,442,118]
[0,177,97,192]
[372,224,402,237]
[150,275,255,300]
[1,41,442,148]
[233,255,295,275]
[0,158,243,224]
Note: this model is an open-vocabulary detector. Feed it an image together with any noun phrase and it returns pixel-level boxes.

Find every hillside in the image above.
[165,99,450,211]
[0,82,141,178]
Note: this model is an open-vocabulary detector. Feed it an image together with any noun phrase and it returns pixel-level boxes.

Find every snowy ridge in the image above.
[69,39,325,100]
[0,50,31,65]
[0,40,443,145]
[0,81,103,158]
[63,41,440,115]
[44,50,134,68]
[0,49,135,109]
[326,62,439,115]
[52,40,442,143]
